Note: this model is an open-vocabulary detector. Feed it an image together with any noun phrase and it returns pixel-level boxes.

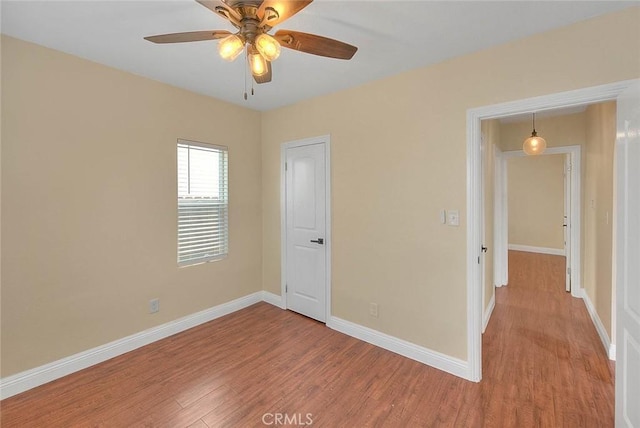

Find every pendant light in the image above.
[523,112,547,155]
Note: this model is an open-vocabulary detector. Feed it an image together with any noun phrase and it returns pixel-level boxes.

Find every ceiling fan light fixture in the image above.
[523,113,547,155]
[218,34,244,62]
[248,46,268,76]
[255,33,281,61]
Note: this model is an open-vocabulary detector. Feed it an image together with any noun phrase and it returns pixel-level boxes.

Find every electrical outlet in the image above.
[369,303,378,318]
[149,298,160,314]
[447,210,460,226]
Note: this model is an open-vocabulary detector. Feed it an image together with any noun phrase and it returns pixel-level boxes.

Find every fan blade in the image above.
[144,30,232,44]
[196,0,242,23]
[258,0,313,29]
[274,30,357,60]
[253,61,272,84]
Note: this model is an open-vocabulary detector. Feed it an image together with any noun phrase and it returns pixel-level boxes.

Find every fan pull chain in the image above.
[243,49,248,101]
[244,53,247,101]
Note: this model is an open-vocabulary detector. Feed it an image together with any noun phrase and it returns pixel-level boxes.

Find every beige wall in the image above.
[507,155,566,250]
[262,7,640,360]
[584,102,616,338]
[482,120,499,310]
[0,36,263,376]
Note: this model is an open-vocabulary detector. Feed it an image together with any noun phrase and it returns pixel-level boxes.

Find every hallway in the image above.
[482,250,615,426]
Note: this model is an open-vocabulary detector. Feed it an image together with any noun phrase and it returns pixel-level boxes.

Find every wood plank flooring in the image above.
[1,251,614,427]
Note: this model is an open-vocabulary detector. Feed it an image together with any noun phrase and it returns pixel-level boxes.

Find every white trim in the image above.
[261,291,285,309]
[580,289,615,361]
[483,294,495,333]
[327,316,468,379]
[609,344,616,360]
[493,146,508,287]
[324,141,332,323]
[508,244,565,256]
[466,106,483,382]
[467,80,636,382]
[0,292,263,400]
[280,135,332,323]
[280,148,287,307]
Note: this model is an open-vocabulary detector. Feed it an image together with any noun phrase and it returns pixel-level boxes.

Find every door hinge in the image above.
[567,267,571,275]
[285,162,288,171]
[285,284,288,293]
[478,256,480,264]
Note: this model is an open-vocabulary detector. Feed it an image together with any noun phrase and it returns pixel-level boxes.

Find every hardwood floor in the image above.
[1,251,614,427]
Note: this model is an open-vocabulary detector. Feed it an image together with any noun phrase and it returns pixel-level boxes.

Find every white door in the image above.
[615,80,640,427]
[285,142,327,322]
[564,154,571,292]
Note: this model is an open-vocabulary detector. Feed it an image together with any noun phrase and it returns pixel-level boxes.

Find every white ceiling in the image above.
[1,1,635,111]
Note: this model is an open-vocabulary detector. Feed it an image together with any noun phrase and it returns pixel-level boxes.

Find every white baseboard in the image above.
[580,289,615,361]
[483,294,495,334]
[609,344,616,360]
[261,291,285,309]
[0,292,263,400]
[327,316,469,380]
[2,290,473,399]
[508,244,565,256]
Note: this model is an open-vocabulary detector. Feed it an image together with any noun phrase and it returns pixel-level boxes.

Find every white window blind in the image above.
[177,140,228,266]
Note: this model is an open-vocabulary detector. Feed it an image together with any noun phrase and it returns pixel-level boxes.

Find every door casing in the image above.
[280,135,332,322]
[614,80,640,427]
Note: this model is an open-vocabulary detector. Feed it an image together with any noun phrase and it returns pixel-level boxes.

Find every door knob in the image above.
[310,238,324,245]
[481,246,488,253]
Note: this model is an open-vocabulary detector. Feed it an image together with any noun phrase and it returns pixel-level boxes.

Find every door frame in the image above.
[466,79,636,382]
[564,153,572,293]
[497,145,582,298]
[493,145,508,288]
[280,135,332,323]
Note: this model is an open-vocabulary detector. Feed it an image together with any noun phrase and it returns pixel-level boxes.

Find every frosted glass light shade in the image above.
[255,33,281,61]
[523,132,547,155]
[248,47,268,76]
[218,35,244,62]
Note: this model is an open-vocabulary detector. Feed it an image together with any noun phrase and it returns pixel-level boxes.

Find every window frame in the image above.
[177,139,229,267]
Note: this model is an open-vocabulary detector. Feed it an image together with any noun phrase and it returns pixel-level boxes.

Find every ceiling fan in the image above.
[144,0,358,87]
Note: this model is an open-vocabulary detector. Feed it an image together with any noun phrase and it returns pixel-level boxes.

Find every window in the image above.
[177,140,228,266]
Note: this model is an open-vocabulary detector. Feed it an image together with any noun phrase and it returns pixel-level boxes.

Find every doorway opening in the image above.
[466,79,635,382]
[495,145,581,299]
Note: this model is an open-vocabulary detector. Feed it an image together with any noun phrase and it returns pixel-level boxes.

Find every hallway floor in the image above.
[481,250,615,426]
